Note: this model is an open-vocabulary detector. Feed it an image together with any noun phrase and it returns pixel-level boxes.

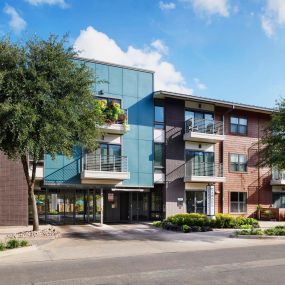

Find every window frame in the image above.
[96,96,122,108]
[154,143,165,172]
[229,153,247,173]
[230,116,248,135]
[154,100,165,129]
[230,192,247,213]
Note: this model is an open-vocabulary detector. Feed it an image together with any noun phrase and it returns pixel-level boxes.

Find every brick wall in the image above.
[0,153,28,226]
[216,107,272,217]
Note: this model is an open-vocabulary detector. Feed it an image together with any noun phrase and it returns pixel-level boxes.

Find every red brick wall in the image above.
[215,107,272,217]
[0,153,28,226]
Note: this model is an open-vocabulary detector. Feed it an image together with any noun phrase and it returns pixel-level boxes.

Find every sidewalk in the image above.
[258,221,285,229]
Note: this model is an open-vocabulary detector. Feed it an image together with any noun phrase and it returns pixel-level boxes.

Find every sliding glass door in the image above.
[186,150,214,176]
[99,144,121,171]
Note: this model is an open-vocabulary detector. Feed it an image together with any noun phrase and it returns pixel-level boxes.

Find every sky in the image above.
[1,0,285,108]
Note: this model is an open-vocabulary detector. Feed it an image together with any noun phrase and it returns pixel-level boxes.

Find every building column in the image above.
[100,188,104,225]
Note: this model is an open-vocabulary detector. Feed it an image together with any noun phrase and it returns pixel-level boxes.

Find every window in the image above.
[230,192,247,213]
[154,100,164,129]
[185,110,214,133]
[230,154,247,172]
[154,143,164,170]
[230,116,247,135]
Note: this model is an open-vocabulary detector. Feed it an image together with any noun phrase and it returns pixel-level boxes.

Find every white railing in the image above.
[83,154,128,172]
[185,161,223,178]
[185,118,224,135]
[272,168,285,181]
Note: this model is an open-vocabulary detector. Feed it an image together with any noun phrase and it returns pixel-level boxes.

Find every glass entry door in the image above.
[131,192,150,221]
[186,191,206,214]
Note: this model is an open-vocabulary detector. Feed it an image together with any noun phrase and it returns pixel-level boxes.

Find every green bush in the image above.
[250,229,263,235]
[239,224,253,230]
[0,242,5,251]
[19,240,29,247]
[236,216,259,228]
[264,226,285,236]
[166,213,210,227]
[152,221,162,228]
[182,225,190,233]
[214,214,237,228]
[237,229,251,235]
[6,239,20,249]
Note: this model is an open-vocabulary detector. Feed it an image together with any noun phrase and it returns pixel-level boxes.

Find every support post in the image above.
[100,188,104,225]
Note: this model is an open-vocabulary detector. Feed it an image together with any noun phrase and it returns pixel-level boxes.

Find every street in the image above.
[1,224,285,284]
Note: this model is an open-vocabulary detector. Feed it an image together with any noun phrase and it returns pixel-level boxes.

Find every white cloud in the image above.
[25,0,68,8]
[74,26,192,94]
[194,78,207,90]
[151,39,169,55]
[261,0,285,37]
[182,0,230,17]
[3,5,27,34]
[261,16,274,37]
[159,1,176,10]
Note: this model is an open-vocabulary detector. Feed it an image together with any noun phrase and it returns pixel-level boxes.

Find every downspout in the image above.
[221,104,235,213]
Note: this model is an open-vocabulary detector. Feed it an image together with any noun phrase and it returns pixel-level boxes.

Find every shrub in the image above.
[0,242,5,251]
[239,224,253,230]
[250,229,263,235]
[152,221,162,228]
[214,214,237,228]
[6,239,20,249]
[236,216,259,228]
[166,213,210,227]
[182,225,190,233]
[19,240,29,247]
[237,229,251,235]
[264,226,285,236]
[190,226,201,232]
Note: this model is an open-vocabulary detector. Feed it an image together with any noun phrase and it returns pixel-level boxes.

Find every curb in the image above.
[0,245,37,257]
[230,234,285,240]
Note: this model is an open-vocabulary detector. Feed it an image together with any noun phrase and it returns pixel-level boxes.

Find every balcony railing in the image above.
[185,161,224,178]
[83,154,128,173]
[185,118,224,135]
[272,169,285,181]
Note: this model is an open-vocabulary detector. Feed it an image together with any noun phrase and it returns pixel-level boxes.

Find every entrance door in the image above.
[186,191,206,214]
[120,192,129,221]
[131,192,150,221]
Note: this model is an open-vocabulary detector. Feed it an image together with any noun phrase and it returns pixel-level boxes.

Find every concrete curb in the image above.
[230,234,285,240]
[0,245,37,257]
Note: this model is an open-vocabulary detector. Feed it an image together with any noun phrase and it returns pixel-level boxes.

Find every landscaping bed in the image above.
[153,213,259,233]
[0,239,29,252]
[234,225,285,238]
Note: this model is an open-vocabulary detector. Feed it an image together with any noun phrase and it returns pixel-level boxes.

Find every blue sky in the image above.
[1,0,285,107]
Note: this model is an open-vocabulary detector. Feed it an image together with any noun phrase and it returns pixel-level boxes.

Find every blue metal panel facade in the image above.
[44,59,154,188]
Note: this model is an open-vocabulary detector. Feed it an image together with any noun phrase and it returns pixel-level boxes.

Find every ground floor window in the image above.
[186,191,206,214]
[272,193,285,208]
[230,192,247,213]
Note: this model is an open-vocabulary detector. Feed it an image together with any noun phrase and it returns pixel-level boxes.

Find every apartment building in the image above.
[0,58,282,226]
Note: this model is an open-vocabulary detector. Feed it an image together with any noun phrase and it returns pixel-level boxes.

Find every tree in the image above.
[0,35,104,231]
[259,100,282,169]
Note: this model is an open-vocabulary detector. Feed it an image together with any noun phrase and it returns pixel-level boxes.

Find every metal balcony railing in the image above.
[83,154,128,173]
[185,118,224,135]
[272,168,285,181]
[185,161,224,178]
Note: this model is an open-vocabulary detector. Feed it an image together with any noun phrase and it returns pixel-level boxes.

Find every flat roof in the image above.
[74,56,155,74]
[154,90,274,114]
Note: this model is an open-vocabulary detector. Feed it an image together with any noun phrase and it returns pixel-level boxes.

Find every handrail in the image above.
[185,118,224,135]
[84,154,128,172]
[185,161,223,177]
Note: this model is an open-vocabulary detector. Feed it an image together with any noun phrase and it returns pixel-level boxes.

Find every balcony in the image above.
[184,118,225,143]
[100,109,130,134]
[81,154,130,182]
[271,169,285,185]
[184,161,225,183]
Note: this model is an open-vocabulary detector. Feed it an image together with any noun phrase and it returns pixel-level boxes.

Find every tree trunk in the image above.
[21,155,39,231]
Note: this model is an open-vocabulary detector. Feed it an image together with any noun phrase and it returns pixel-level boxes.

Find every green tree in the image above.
[0,35,104,231]
[259,101,282,169]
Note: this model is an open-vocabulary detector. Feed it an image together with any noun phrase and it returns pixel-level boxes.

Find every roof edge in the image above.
[154,90,274,114]
[74,56,155,74]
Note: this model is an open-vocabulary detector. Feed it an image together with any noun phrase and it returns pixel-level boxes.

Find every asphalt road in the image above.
[1,243,285,285]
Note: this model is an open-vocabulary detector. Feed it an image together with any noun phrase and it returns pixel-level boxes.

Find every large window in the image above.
[230,192,247,213]
[230,154,247,172]
[154,143,164,171]
[185,110,214,133]
[154,100,164,129]
[230,116,247,135]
